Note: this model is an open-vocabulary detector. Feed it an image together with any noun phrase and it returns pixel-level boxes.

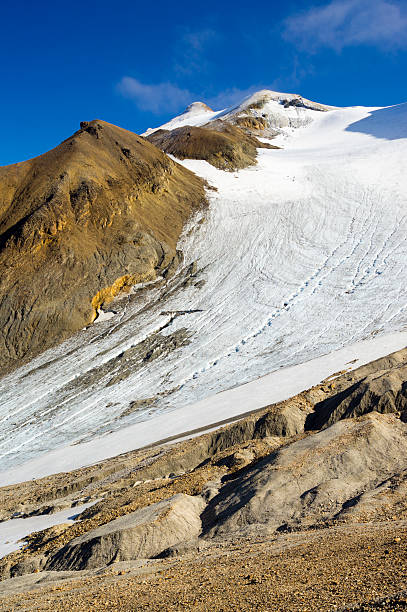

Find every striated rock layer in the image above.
[0,120,206,374]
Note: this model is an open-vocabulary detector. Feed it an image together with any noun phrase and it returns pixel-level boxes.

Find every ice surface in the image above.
[2,330,407,486]
[1,101,407,479]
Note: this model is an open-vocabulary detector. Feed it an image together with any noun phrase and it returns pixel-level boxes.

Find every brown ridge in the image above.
[0,120,207,374]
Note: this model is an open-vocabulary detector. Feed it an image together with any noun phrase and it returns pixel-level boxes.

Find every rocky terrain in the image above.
[0,120,206,374]
[217,90,333,138]
[1,521,406,611]
[1,347,407,609]
[146,122,278,170]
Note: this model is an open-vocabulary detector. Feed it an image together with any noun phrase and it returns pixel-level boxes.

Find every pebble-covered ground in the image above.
[1,521,406,611]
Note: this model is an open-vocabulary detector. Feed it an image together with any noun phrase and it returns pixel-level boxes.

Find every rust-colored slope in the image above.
[0,120,206,374]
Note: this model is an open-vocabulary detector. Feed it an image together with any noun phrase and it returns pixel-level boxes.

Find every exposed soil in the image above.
[0,120,207,374]
[146,122,278,171]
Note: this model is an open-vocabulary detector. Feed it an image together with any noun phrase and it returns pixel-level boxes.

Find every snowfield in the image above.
[0,96,407,482]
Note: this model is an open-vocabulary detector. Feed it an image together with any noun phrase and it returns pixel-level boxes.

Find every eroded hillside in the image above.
[0,348,407,609]
[146,122,278,170]
[0,120,207,374]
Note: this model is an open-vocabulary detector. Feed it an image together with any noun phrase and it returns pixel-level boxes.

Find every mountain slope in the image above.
[0,120,206,374]
[146,122,278,171]
[1,91,407,611]
[143,101,218,135]
[0,95,407,479]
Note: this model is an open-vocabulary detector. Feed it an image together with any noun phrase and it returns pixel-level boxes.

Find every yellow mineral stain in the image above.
[90,272,155,320]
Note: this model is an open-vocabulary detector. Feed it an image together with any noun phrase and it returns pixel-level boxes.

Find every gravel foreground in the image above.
[1,520,406,611]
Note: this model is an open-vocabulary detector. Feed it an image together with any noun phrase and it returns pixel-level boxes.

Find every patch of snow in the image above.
[0,502,97,559]
[93,309,115,324]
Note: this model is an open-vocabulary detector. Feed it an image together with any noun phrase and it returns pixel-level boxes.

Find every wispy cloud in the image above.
[117,27,223,114]
[117,77,193,114]
[173,28,219,76]
[206,86,262,109]
[283,0,407,52]
[117,78,266,115]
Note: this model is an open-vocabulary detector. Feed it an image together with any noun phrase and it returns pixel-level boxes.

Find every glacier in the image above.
[1,96,407,482]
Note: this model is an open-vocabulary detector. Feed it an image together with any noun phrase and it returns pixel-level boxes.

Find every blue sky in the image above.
[1,0,407,165]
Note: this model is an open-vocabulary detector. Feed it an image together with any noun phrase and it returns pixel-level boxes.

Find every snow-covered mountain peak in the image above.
[214,89,337,137]
[183,101,213,114]
[143,89,336,138]
[143,101,220,136]
[227,89,335,113]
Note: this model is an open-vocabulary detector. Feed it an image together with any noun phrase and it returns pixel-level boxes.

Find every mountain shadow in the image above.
[346,103,407,140]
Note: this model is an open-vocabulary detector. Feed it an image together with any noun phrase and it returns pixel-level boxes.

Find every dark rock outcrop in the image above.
[306,353,407,430]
